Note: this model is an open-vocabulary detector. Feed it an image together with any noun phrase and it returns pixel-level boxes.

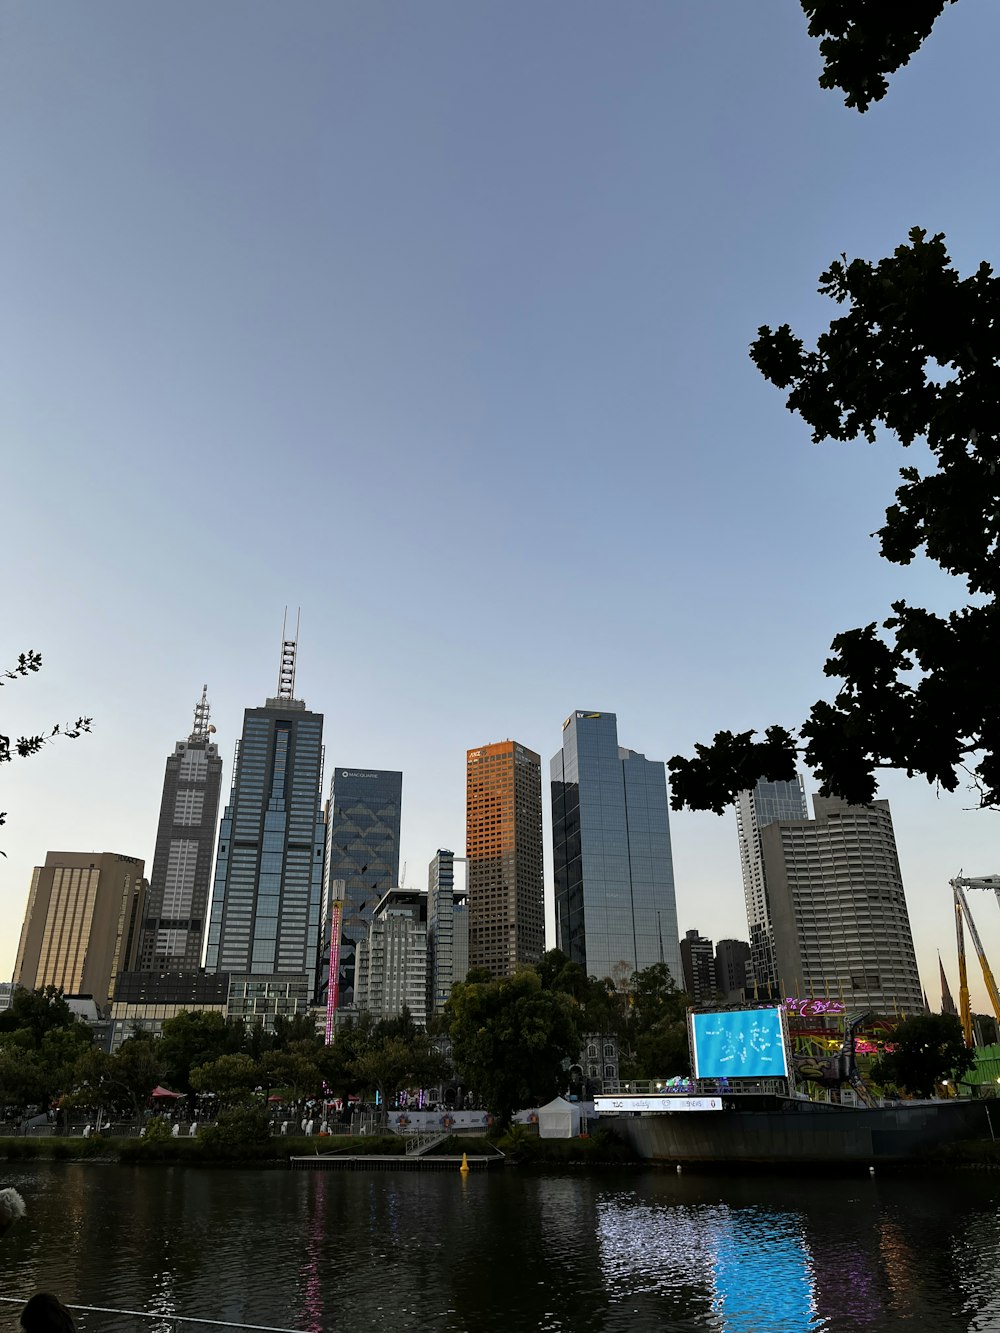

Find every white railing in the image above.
[0,1298,302,1333]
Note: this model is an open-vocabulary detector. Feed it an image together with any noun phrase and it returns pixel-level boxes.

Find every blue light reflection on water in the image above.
[710,1211,818,1332]
[595,1196,820,1332]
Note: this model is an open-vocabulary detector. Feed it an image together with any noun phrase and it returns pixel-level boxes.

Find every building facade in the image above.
[109,970,230,1050]
[138,688,224,972]
[319,767,402,1015]
[735,775,809,992]
[466,740,544,977]
[13,851,147,1008]
[427,849,469,1016]
[714,937,751,1003]
[551,710,681,985]
[761,795,924,1014]
[225,972,315,1031]
[355,888,428,1027]
[205,645,325,998]
[680,928,716,1004]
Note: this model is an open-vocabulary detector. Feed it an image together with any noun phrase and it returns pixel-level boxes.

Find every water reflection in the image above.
[596,1196,819,1331]
[2,1164,1000,1331]
[711,1211,818,1332]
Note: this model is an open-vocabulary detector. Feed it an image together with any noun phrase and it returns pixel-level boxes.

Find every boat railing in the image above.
[603,1078,790,1097]
[0,1297,303,1333]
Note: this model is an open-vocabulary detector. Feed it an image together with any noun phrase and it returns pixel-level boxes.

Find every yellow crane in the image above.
[951,875,1000,1046]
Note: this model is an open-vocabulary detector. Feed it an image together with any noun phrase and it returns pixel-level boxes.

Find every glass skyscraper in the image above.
[551,710,681,986]
[205,672,325,998]
[319,767,402,1014]
[735,775,809,991]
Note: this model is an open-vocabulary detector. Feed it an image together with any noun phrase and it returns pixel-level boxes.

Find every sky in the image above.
[4,1,999,1011]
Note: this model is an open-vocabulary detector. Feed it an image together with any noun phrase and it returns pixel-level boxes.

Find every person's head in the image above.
[20,1293,77,1333]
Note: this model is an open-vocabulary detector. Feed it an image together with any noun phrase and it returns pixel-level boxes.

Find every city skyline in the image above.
[5,4,1000,1010]
[4,662,1000,1012]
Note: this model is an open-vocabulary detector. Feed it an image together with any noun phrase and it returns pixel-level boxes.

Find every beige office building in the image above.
[761,797,924,1015]
[13,851,147,1008]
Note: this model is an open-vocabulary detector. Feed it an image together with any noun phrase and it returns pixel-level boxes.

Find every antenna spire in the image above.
[190,684,211,741]
[277,608,301,700]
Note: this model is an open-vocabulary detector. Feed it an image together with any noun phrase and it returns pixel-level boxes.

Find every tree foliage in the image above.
[801,1,960,113]
[670,229,1000,814]
[870,1012,975,1097]
[0,986,80,1044]
[190,1053,259,1106]
[0,988,94,1111]
[446,970,581,1127]
[158,1010,243,1095]
[1,651,92,847]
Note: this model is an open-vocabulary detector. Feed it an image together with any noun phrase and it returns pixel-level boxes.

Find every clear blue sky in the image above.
[4,2,999,1008]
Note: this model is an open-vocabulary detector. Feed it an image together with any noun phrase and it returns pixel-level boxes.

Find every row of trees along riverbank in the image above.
[0,952,692,1130]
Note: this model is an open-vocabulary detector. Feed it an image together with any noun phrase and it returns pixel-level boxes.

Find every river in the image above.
[1,1162,999,1331]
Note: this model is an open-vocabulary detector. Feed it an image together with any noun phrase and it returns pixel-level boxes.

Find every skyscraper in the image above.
[715,937,751,1003]
[319,767,402,1015]
[680,928,716,1004]
[760,794,924,1013]
[466,740,544,977]
[355,888,428,1027]
[13,851,147,1007]
[735,775,809,991]
[138,687,223,972]
[551,710,681,986]
[427,848,469,1016]
[205,633,325,998]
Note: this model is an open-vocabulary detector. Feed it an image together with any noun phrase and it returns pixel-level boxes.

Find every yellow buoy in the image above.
[460,1152,469,1174]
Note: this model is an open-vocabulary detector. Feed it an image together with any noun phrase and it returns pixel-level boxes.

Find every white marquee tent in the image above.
[536,1096,582,1139]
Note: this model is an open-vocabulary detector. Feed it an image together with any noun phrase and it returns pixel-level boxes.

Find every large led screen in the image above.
[690,1008,788,1079]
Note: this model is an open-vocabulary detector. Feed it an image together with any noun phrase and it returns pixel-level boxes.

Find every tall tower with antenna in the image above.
[206,619,326,1012]
[137,687,224,972]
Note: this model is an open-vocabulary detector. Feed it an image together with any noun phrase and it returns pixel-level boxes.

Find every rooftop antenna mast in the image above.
[277,607,301,701]
[189,684,214,741]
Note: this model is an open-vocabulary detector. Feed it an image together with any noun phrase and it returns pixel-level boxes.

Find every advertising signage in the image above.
[690,1007,789,1080]
[594,1096,722,1114]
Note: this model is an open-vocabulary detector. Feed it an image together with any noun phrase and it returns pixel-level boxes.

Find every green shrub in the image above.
[198,1108,275,1160]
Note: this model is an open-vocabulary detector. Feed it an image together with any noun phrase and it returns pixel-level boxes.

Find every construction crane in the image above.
[951,875,1000,1046]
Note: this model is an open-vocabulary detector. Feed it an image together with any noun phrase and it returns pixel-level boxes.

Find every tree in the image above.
[619,964,691,1080]
[0,986,80,1044]
[190,1053,258,1107]
[258,1046,324,1104]
[158,1010,242,1094]
[1,652,91,848]
[800,1,960,113]
[669,230,1000,815]
[0,988,93,1113]
[351,1035,445,1108]
[0,1044,49,1111]
[446,970,581,1128]
[870,1012,975,1097]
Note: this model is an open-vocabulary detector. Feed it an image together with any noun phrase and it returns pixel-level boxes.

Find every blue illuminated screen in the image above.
[691,1008,788,1079]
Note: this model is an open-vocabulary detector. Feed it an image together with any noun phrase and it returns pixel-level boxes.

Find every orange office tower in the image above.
[466,740,544,977]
